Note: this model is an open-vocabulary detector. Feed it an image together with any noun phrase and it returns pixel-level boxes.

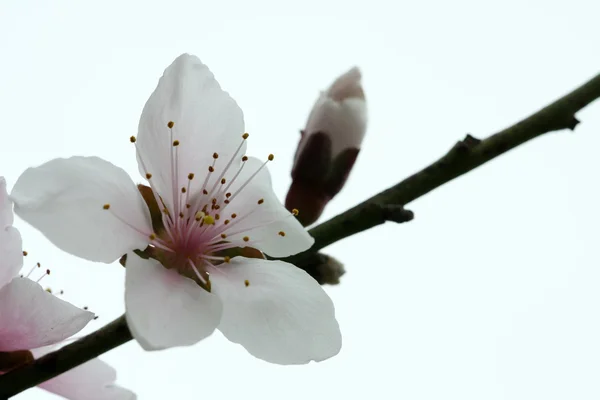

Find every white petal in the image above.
[0,278,94,352]
[303,67,367,158]
[211,258,342,365]
[136,53,246,210]
[32,347,136,400]
[124,252,222,350]
[11,156,152,263]
[0,177,14,228]
[224,157,314,257]
[0,177,23,288]
[0,226,22,290]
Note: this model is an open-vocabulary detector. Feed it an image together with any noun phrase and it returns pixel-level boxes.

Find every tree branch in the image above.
[0,315,132,399]
[2,72,600,397]
[288,72,600,266]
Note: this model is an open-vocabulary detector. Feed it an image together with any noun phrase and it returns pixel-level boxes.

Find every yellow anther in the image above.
[130,136,137,143]
[203,189,208,195]
[22,251,28,256]
[208,166,214,172]
[231,213,237,218]
[167,121,174,128]
[224,256,231,263]
[292,208,299,216]
[186,204,191,208]
[226,192,231,198]
[224,219,230,225]
[181,187,187,193]
[46,288,52,293]
[213,152,219,159]
[173,140,180,147]
[244,279,250,287]
[257,198,264,205]
[215,213,220,220]
[268,154,274,161]
[163,208,170,215]
[221,178,226,184]
[220,233,227,239]
[37,263,41,267]
[203,215,215,225]
[103,204,111,210]
[241,156,248,162]
[149,233,156,240]
[278,231,286,237]
[243,236,250,242]
[188,173,195,180]
[242,133,249,139]
[224,199,230,204]
[146,173,152,179]
[179,212,184,218]
[195,211,205,221]
[211,198,217,204]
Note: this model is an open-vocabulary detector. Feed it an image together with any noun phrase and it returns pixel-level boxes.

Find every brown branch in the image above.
[0,315,132,398]
[2,72,600,397]
[287,72,600,266]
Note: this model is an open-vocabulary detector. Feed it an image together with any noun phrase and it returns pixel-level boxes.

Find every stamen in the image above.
[244,280,250,287]
[130,136,136,143]
[25,262,41,278]
[187,259,207,285]
[36,269,50,283]
[278,231,286,237]
[226,156,273,206]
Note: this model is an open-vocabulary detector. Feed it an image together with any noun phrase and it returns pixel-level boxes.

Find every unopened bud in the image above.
[286,67,367,226]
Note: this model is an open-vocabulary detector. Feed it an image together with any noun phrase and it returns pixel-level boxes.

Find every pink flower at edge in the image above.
[0,177,94,353]
[0,177,135,399]
[32,346,136,400]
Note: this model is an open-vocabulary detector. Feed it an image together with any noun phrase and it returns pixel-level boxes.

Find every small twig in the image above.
[2,72,600,397]
[0,315,132,398]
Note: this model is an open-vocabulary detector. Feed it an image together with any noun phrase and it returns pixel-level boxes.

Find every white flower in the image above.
[0,177,93,353]
[32,346,136,400]
[11,54,342,364]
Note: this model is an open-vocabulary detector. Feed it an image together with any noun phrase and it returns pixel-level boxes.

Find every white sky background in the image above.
[1,0,600,399]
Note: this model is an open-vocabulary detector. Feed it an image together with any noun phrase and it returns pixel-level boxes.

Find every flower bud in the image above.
[286,67,367,226]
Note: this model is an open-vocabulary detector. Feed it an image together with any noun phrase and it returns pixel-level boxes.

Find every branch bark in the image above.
[0,315,132,399]
[1,72,600,397]
[288,72,600,266]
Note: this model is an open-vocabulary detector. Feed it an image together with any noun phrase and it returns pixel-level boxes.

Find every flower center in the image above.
[106,121,298,290]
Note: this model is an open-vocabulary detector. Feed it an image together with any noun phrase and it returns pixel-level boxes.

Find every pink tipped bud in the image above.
[286,67,367,226]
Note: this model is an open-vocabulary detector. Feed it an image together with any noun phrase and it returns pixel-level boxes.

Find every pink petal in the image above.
[33,346,135,400]
[0,278,93,351]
